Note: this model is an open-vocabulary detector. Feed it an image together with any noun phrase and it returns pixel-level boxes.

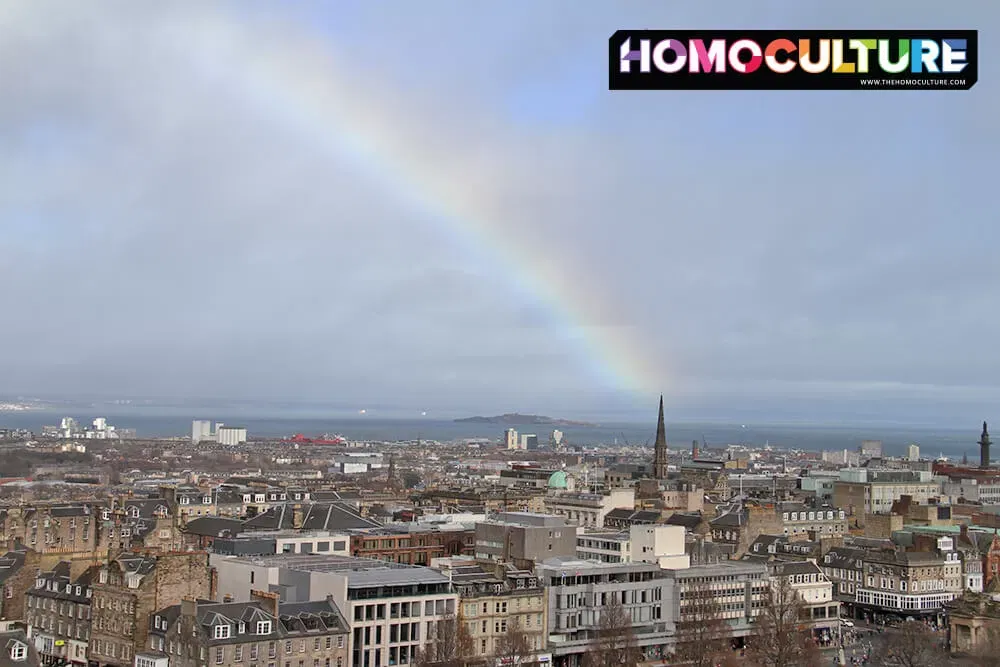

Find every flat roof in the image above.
[214,553,450,588]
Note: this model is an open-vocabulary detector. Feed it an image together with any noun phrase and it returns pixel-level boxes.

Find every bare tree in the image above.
[414,613,476,667]
[494,619,533,666]
[583,597,642,667]
[873,620,943,667]
[746,576,820,667]
[673,584,733,667]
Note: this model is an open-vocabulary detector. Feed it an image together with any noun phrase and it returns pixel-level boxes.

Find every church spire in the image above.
[981,421,992,469]
[653,395,668,479]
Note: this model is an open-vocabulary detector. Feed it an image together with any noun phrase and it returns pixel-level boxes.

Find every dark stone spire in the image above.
[981,421,992,469]
[653,395,668,479]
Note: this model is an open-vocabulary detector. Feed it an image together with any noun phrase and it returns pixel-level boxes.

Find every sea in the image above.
[0,409,983,459]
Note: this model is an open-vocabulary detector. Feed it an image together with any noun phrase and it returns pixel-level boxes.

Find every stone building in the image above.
[708,502,782,558]
[433,557,548,661]
[138,593,349,667]
[947,589,1000,655]
[24,561,97,667]
[111,499,184,554]
[0,505,107,570]
[349,526,474,566]
[1,547,42,622]
[88,552,213,667]
[769,560,840,643]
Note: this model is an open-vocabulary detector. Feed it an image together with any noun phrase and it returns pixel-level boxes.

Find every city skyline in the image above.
[2,1,997,424]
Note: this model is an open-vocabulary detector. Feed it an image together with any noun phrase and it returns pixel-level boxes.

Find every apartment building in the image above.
[536,557,674,666]
[432,557,548,662]
[0,505,107,567]
[776,504,848,538]
[89,552,214,667]
[822,540,961,623]
[769,561,839,643]
[1,548,41,622]
[137,593,349,667]
[24,562,96,667]
[542,489,634,529]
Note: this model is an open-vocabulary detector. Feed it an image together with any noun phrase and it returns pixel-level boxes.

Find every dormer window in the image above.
[155,616,162,630]
[36,578,44,588]
[214,625,231,639]
[242,495,251,503]
[203,497,212,504]
[10,642,27,661]
[238,622,246,634]
[101,510,111,521]
[180,497,190,505]
[255,621,271,635]
[129,507,140,518]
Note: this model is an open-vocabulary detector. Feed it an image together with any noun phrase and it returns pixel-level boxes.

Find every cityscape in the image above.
[2,2,996,667]
[2,402,1000,666]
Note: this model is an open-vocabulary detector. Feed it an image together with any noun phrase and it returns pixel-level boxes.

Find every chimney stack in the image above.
[250,589,280,617]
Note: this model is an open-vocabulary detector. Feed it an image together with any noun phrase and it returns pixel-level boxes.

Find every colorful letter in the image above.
[689,39,726,73]
[798,39,830,74]
[728,39,763,74]
[877,39,909,74]
[848,39,876,74]
[619,37,651,73]
[831,40,855,73]
[911,39,940,73]
[652,39,687,73]
[943,39,968,73]
[764,39,797,73]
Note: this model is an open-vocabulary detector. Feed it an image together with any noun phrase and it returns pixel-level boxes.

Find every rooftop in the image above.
[214,554,450,588]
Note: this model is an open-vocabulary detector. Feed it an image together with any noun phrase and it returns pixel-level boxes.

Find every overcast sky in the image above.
[1,1,997,424]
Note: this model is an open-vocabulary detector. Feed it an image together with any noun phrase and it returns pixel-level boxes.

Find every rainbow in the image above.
[180,11,668,397]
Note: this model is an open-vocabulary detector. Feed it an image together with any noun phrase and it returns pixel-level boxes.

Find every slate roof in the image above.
[0,630,39,667]
[151,599,347,647]
[665,513,705,529]
[242,503,380,532]
[184,517,244,538]
[0,550,27,585]
[26,561,96,604]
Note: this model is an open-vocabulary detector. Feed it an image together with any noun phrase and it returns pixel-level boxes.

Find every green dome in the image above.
[548,471,568,489]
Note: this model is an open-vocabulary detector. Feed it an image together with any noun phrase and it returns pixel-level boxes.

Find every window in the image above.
[216,647,225,664]
[215,625,231,639]
[256,621,272,635]
[10,643,27,661]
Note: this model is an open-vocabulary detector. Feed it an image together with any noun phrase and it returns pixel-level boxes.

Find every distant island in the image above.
[455,413,598,427]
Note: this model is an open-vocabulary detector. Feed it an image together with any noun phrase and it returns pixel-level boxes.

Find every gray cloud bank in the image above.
[0,1,997,424]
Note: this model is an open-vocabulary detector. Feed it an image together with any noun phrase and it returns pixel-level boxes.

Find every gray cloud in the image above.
[0,0,997,422]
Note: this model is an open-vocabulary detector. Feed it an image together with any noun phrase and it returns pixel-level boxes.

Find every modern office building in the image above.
[536,557,675,666]
[211,554,458,667]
